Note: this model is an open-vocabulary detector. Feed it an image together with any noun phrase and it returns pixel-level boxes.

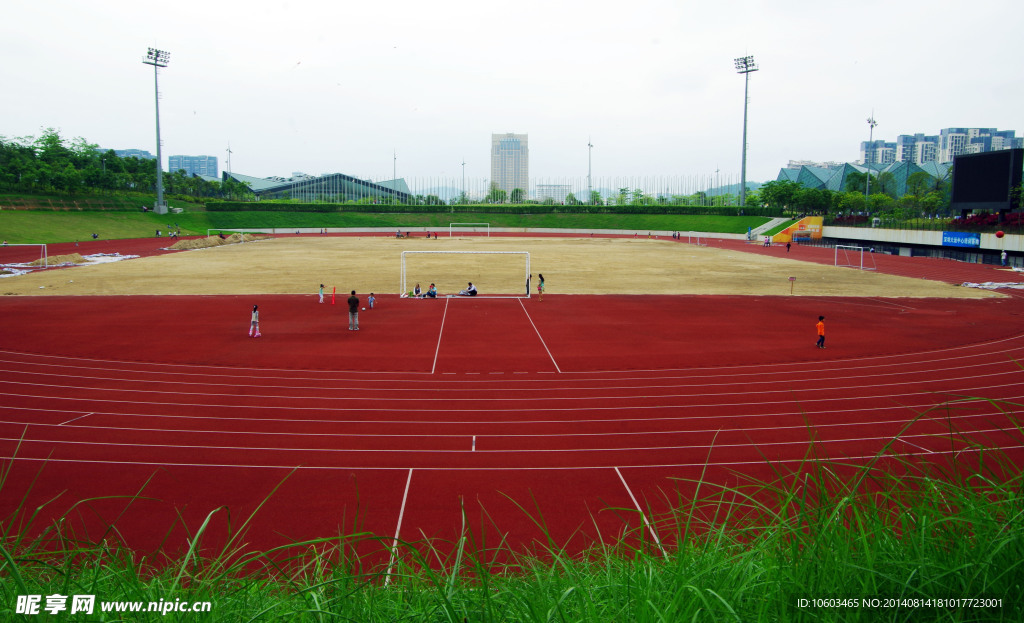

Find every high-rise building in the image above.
[490,133,528,195]
[938,128,1021,163]
[861,127,1020,166]
[168,154,219,177]
[896,134,940,164]
[110,149,155,160]
[860,140,896,165]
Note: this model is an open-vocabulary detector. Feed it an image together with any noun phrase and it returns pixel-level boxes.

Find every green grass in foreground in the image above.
[0,210,773,244]
[1,405,1021,621]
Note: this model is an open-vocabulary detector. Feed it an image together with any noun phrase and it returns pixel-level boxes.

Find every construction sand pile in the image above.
[31,253,85,266]
[170,233,267,250]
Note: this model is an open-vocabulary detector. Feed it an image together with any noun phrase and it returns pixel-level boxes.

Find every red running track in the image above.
[1,240,1023,564]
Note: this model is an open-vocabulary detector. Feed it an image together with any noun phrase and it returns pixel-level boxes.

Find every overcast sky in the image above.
[2,0,1021,186]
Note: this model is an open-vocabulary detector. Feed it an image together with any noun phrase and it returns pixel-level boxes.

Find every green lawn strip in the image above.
[0,211,770,244]
[763,219,799,236]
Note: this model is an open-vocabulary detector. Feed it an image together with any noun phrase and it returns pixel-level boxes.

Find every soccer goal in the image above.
[687,232,707,247]
[835,245,876,270]
[0,244,48,267]
[448,223,490,237]
[401,250,530,297]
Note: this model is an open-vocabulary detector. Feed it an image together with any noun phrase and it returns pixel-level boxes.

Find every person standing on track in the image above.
[250,305,261,338]
[348,290,360,331]
[538,273,545,301]
[319,283,325,304]
[815,315,826,349]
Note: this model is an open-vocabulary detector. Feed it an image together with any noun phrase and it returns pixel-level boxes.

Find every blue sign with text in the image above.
[942,231,981,248]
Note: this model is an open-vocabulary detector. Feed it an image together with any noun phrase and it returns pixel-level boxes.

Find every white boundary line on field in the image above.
[431,297,450,374]
[615,466,667,559]
[518,298,561,373]
[385,468,414,586]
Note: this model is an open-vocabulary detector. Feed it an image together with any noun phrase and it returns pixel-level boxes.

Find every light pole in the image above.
[142,48,170,214]
[461,159,466,204]
[587,138,593,204]
[865,113,877,197]
[734,55,758,208]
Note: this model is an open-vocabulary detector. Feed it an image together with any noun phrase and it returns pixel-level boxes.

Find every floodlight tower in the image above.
[865,113,878,197]
[461,159,466,203]
[587,138,593,203]
[734,55,758,208]
[142,48,170,214]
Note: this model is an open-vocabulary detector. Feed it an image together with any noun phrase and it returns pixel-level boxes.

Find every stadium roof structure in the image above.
[222,171,412,203]
[777,161,951,197]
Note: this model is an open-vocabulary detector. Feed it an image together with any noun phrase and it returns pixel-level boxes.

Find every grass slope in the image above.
[0,210,773,244]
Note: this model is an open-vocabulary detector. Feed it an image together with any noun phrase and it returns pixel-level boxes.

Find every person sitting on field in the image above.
[413,283,421,297]
[459,282,478,296]
[424,283,437,298]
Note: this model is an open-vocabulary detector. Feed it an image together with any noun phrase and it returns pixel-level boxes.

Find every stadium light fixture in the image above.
[142,48,170,214]
[865,112,878,197]
[734,55,758,208]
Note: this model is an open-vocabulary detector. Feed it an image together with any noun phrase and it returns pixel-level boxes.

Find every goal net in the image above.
[401,250,530,297]
[449,223,490,237]
[834,245,876,270]
[687,232,707,247]
[0,244,47,268]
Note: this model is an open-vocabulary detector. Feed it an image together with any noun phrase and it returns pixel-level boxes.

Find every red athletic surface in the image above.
[1,235,1023,566]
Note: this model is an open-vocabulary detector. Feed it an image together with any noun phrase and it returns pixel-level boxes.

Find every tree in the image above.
[868,192,894,212]
[835,191,867,214]
[843,171,869,194]
[485,186,507,204]
[906,171,931,198]
[565,192,579,206]
[758,180,802,210]
[510,188,525,203]
[588,190,603,206]
[876,172,897,197]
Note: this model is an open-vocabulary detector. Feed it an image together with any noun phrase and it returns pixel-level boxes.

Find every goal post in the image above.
[448,223,490,237]
[0,243,47,268]
[834,244,876,270]
[401,250,530,297]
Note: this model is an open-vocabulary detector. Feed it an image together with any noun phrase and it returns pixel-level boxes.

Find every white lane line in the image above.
[385,468,414,586]
[0,444,1003,471]
[8,426,1014,455]
[615,466,668,560]
[518,298,561,373]
[3,373,1018,409]
[431,298,450,375]
[1,354,1019,392]
[4,408,1010,441]
[59,413,93,426]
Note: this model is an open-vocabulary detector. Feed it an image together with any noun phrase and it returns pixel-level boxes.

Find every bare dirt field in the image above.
[0,235,997,298]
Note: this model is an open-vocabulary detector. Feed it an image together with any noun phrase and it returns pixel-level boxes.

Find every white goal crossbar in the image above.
[448,223,490,237]
[401,250,530,297]
[834,245,876,271]
[0,244,47,267]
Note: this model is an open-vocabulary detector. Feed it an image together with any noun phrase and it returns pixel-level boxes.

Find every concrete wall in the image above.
[824,226,1021,253]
